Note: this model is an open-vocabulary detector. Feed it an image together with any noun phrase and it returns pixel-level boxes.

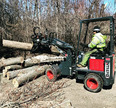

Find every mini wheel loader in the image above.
[75,16,116,92]
[31,16,115,93]
[0,10,115,92]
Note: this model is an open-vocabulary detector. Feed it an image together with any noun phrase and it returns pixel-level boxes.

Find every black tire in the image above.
[84,73,103,93]
[45,67,57,82]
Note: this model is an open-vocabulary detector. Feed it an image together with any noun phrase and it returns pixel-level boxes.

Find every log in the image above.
[3,65,22,77]
[7,65,40,80]
[0,57,24,68]
[2,39,33,50]
[24,55,65,67]
[24,55,49,67]
[17,66,41,77]
[24,57,41,67]
[13,65,49,88]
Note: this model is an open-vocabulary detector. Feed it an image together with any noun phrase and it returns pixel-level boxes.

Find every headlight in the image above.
[37,39,40,42]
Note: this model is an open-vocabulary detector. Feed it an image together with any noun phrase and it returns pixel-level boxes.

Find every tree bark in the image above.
[13,65,49,88]
[24,55,64,67]
[2,39,33,50]
[7,65,40,80]
[24,56,41,67]
[17,66,41,77]
[3,65,22,77]
[0,56,24,68]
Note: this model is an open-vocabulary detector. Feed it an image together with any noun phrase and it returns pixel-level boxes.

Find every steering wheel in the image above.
[49,32,57,38]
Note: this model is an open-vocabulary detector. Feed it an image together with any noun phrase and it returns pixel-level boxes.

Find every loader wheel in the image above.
[84,73,103,93]
[45,68,57,82]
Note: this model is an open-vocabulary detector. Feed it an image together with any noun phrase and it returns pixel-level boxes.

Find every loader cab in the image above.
[76,16,115,92]
[77,16,115,56]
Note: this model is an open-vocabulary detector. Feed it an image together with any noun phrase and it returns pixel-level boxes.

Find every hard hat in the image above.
[93,26,100,32]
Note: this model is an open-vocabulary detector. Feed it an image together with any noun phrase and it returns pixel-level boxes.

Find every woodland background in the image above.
[0,0,116,57]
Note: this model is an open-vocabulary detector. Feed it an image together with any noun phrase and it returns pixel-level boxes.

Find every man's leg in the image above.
[78,49,98,67]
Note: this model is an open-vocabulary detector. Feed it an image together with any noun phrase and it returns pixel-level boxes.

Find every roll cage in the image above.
[77,16,115,55]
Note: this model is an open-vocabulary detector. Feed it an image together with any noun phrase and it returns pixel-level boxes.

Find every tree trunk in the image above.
[38,0,41,27]
[0,56,24,68]
[3,65,22,77]
[13,65,49,88]
[2,39,33,50]
[7,65,40,80]
[24,55,64,67]
[100,4,105,17]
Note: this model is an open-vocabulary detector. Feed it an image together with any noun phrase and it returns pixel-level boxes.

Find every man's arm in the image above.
[88,36,100,48]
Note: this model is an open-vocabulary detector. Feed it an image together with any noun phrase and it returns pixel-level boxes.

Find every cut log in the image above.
[0,57,24,68]
[3,65,22,77]
[7,65,41,80]
[2,39,33,50]
[17,66,41,77]
[24,55,65,67]
[24,57,41,67]
[13,65,49,88]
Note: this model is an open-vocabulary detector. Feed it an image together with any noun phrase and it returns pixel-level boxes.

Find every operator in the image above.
[77,26,107,68]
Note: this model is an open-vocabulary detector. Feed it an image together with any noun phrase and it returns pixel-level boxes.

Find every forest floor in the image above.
[0,63,116,108]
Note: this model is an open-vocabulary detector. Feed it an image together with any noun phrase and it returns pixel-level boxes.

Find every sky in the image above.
[104,0,116,14]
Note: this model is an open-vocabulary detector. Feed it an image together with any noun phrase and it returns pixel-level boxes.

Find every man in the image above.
[77,26,107,68]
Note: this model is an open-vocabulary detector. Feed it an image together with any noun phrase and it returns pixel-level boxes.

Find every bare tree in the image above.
[0,0,114,53]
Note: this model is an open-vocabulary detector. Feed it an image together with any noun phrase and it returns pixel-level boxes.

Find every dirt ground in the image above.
[0,69,116,108]
[62,77,116,108]
[0,75,116,108]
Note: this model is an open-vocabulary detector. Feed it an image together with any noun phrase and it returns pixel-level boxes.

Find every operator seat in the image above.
[104,41,110,55]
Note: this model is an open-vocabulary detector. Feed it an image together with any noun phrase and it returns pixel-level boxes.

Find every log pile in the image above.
[0,36,65,88]
[1,54,65,88]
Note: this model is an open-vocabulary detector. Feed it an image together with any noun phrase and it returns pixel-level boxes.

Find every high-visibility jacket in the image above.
[88,33,107,49]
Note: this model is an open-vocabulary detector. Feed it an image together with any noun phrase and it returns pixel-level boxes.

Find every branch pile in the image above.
[0,79,72,108]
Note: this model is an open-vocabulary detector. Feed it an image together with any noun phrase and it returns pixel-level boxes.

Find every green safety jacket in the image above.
[88,33,107,49]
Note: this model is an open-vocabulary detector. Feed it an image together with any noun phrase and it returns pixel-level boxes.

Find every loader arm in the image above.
[31,28,74,55]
